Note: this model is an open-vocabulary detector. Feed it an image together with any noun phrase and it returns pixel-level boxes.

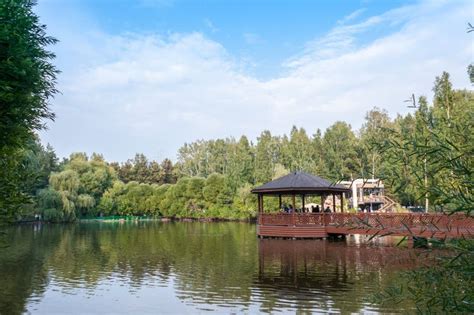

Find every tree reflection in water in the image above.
[0,222,433,314]
[256,238,426,313]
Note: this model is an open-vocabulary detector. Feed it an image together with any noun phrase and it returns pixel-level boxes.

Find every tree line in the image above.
[12,69,469,222]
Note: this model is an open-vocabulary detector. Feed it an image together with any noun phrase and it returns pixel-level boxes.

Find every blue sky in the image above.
[39,0,414,78]
[37,0,473,162]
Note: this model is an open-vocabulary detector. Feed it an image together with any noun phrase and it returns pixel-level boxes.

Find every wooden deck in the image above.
[257,213,474,239]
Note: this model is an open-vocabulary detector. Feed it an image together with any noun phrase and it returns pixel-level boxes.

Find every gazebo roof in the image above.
[251,171,350,195]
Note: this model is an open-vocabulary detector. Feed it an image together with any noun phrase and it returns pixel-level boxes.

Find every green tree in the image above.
[44,169,80,221]
[148,161,162,183]
[129,153,150,183]
[360,107,392,178]
[177,141,209,177]
[115,160,133,183]
[322,122,358,180]
[0,0,59,222]
[254,131,280,183]
[160,158,176,184]
[232,183,257,218]
[38,153,118,221]
[375,72,474,312]
[97,181,126,216]
[280,126,313,172]
[226,136,255,190]
[309,129,327,176]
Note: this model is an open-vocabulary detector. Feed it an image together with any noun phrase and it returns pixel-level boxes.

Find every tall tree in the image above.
[130,153,150,183]
[360,107,392,179]
[376,71,474,313]
[38,153,117,221]
[226,136,255,189]
[310,129,326,176]
[280,126,313,172]
[160,158,176,184]
[0,0,59,222]
[254,130,279,183]
[322,122,358,180]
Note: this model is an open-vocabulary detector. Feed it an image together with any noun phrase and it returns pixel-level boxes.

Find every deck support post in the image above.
[302,194,305,213]
[292,194,296,226]
[320,194,325,211]
[258,194,264,213]
[258,194,260,213]
[340,193,344,213]
[257,194,262,225]
[279,194,282,210]
[332,194,336,212]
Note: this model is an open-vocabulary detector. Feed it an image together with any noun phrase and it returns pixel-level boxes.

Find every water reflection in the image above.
[0,222,431,314]
[256,238,423,313]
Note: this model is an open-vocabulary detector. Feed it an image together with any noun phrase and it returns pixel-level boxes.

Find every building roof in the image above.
[251,171,350,195]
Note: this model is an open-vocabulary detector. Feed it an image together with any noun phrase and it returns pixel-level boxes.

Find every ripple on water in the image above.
[0,222,433,314]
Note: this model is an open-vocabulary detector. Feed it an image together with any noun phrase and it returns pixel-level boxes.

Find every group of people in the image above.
[281,204,332,213]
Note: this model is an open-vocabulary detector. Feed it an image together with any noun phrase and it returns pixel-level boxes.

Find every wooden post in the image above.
[302,194,305,213]
[292,194,296,225]
[332,194,336,212]
[257,194,262,225]
[258,194,265,213]
[279,194,282,210]
[321,193,326,226]
[257,194,261,214]
[340,193,344,213]
[261,195,264,213]
[257,194,260,213]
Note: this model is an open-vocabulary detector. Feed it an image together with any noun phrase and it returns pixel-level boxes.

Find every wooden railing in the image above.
[259,213,474,238]
[259,213,325,226]
[325,213,474,230]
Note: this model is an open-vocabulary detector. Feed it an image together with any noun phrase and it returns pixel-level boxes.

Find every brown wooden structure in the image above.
[252,172,474,239]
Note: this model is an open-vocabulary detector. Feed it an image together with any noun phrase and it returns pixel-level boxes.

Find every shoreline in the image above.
[82,216,257,223]
[14,216,257,225]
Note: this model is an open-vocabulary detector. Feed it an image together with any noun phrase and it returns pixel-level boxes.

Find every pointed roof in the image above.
[251,171,350,194]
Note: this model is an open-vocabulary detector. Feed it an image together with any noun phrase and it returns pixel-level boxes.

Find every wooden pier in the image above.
[257,212,474,239]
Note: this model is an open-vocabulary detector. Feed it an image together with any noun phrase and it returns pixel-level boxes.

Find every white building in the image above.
[339,179,392,212]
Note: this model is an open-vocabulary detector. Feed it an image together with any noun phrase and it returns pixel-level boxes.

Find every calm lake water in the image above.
[0,221,429,314]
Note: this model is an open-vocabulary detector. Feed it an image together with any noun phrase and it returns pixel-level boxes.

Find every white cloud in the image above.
[337,8,366,25]
[40,0,473,162]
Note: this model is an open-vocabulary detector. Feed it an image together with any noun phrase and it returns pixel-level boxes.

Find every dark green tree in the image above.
[0,0,59,222]
[280,126,313,172]
[160,158,176,184]
[254,130,279,183]
[376,72,474,313]
[359,107,392,178]
[322,122,358,180]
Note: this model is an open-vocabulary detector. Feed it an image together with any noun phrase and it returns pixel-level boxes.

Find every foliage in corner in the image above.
[0,0,59,222]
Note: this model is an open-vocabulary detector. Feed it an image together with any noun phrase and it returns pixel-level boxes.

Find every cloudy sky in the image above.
[36,0,473,162]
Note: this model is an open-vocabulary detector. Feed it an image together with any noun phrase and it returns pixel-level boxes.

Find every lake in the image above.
[0,221,427,314]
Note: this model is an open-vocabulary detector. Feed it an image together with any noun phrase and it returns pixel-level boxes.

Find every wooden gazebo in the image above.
[251,171,350,238]
[252,172,474,239]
